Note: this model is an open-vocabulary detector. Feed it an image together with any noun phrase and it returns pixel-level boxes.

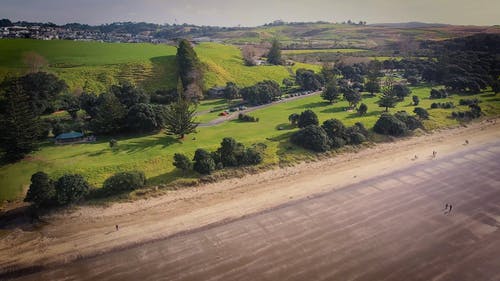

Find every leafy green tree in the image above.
[173,153,192,175]
[163,97,198,139]
[321,79,341,104]
[298,109,319,128]
[193,149,216,174]
[296,69,323,91]
[267,38,282,65]
[58,92,80,120]
[55,174,90,205]
[223,82,239,103]
[357,103,368,116]
[282,78,294,91]
[291,125,330,152]
[492,79,500,94]
[240,80,281,105]
[18,72,68,115]
[102,171,146,193]
[24,172,55,207]
[89,92,127,134]
[343,89,362,109]
[378,83,399,112]
[111,82,149,108]
[217,137,245,167]
[413,107,429,119]
[364,80,380,96]
[412,95,420,105]
[288,113,299,125]
[394,111,422,130]
[176,39,204,100]
[393,84,411,101]
[373,113,408,136]
[0,79,42,162]
[126,103,164,133]
[79,92,99,117]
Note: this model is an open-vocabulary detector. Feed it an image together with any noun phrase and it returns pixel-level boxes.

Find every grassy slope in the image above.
[1,85,499,201]
[0,39,321,93]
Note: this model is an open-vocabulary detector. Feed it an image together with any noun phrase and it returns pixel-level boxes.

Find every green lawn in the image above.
[1,86,499,202]
[282,49,366,54]
[0,39,321,93]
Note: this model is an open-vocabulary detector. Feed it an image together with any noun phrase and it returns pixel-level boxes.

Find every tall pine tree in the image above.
[267,39,283,65]
[176,39,204,101]
[0,79,41,162]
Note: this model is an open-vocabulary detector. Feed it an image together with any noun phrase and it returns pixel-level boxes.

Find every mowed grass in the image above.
[1,85,499,202]
[0,39,321,93]
[282,49,366,54]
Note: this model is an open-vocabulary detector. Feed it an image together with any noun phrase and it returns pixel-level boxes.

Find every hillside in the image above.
[0,39,320,93]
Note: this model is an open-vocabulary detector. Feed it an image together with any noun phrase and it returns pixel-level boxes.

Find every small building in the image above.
[55,131,84,144]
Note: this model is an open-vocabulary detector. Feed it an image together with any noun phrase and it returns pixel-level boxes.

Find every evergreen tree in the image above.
[0,79,42,162]
[321,78,341,104]
[176,39,204,100]
[378,79,400,112]
[267,39,283,65]
[163,97,198,139]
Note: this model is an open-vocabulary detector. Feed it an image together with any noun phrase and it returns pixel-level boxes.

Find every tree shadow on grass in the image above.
[291,101,328,110]
[346,110,385,119]
[320,106,347,114]
[116,135,182,154]
[275,123,295,131]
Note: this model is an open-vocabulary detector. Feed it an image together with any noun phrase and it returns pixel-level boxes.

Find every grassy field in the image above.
[0,39,321,93]
[1,85,499,202]
[282,49,366,54]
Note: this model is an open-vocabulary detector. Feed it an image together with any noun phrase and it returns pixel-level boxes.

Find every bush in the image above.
[238,113,259,122]
[173,153,192,174]
[242,148,263,165]
[55,174,91,205]
[193,149,216,174]
[288,113,299,125]
[354,122,369,138]
[291,125,330,152]
[374,113,408,136]
[24,171,55,207]
[394,111,422,131]
[458,98,480,106]
[430,88,448,99]
[344,126,366,145]
[452,104,482,120]
[357,103,368,116]
[297,109,319,128]
[412,95,420,106]
[413,107,429,119]
[103,171,146,193]
[430,102,454,109]
[321,118,346,143]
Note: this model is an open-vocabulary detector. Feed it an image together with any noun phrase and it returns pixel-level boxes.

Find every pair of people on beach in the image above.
[444,203,452,214]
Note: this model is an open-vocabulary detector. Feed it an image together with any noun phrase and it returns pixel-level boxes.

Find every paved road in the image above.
[11,142,500,281]
[198,91,319,127]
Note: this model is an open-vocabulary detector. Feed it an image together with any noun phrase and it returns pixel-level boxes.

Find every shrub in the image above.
[430,88,448,99]
[458,98,480,106]
[321,119,346,143]
[394,111,422,130]
[55,174,91,205]
[297,109,319,128]
[173,153,192,174]
[193,149,216,174]
[291,125,330,152]
[452,104,482,120]
[354,122,369,138]
[430,102,454,109]
[103,171,146,193]
[288,113,299,125]
[242,148,263,165]
[374,113,408,136]
[413,107,429,119]
[24,171,55,207]
[412,95,419,106]
[344,126,366,145]
[238,113,259,122]
[357,103,368,116]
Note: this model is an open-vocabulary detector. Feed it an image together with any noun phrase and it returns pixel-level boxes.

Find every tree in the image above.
[17,72,68,115]
[373,113,408,136]
[0,79,42,162]
[321,118,346,147]
[24,172,55,207]
[298,109,319,128]
[163,97,198,139]
[217,137,245,167]
[177,39,204,100]
[321,79,341,104]
[79,92,99,117]
[173,153,192,175]
[240,80,281,105]
[89,92,127,134]
[223,82,239,103]
[55,174,90,205]
[412,95,420,106]
[343,89,362,109]
[393,84,411,101]
[413,107,429,119]
[102,171,146,193]
[111,82,149,108]
[357,103,368,116]
[23,52,48,73]
[241,45,257,66]
[126,103,164,133]
[267,38,282,65]
[492,79,500,94]
[378,83,399,112]
[290,125,330,152]
[394,111,422,130]
[193,149,216,174]
[282,78,294,91]
[58,92,80,120]
[296,69,323,91]
[288,113,299,126]
[364,80,380,96]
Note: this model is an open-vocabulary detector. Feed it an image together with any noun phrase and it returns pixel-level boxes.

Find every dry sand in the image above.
[1,119,499,275]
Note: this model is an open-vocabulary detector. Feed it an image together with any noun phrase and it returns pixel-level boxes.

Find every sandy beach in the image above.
[1,118,499,277]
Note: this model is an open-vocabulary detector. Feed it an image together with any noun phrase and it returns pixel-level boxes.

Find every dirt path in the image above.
[0,118,499,277]
[198,91,319,127]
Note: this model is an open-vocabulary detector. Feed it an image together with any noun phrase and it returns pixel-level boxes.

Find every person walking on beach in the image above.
[432,150,437,158]
[448,204,452,214]
[116,224,119,231]
[444,203,448,210]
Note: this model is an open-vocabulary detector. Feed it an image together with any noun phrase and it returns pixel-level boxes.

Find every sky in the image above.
[1,0,499,26]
